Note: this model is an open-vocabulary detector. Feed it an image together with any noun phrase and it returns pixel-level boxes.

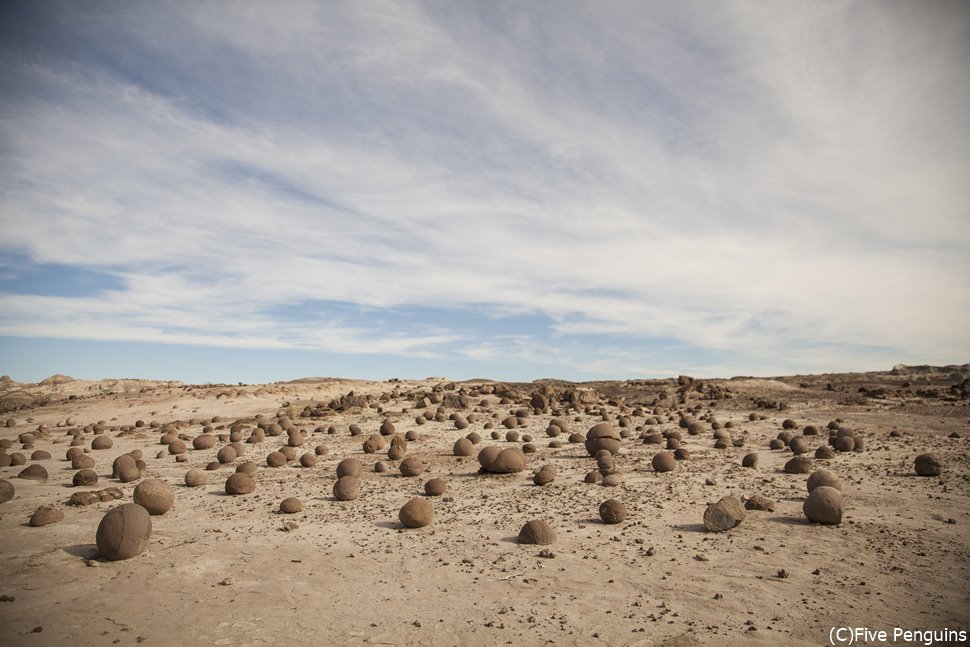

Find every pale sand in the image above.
[0,370,968,646]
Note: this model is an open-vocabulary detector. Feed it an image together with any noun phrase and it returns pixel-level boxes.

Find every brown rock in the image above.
[73,469,99,487]
[333,476,361,501]
[424,478,447,496]
[703,496,746,532]
[784,456,814,474]
[280,497,303,513]
[914,453,943,476]
[96,503,152,560]
[225,472,255,495]
[599,499,628,524]
[0,479,14,504]
[17,464,48,482]
[399,497,434,527]
[517,519,556,545]
[29,505,64,527]
[741,453,758,468]
[133,479,174,515]
[803,486,844,524]
[336,458,362,478]
[743,494,776,511]
[184,469,207,487]
[807,469,842,493]
[652,452,676,473]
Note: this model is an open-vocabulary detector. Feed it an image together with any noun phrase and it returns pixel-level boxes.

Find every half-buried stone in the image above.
[517,520,556,545]
[30,505,64,527]
[184,469,207,487]
[73,469,99,487]
[279,497,303,513]
[17,464,47,482]
[533,464,556,486]
[784,456,814,474]
[652,452,676,473]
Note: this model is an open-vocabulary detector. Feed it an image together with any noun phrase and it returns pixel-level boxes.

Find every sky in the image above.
[0,0,968,384]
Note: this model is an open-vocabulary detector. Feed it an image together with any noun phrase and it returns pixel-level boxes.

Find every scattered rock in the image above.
[914,453,943,477]
[29,505,64,527]
[133,479,175,515]
[703,496,746,532]
[517,520,556,545]
[96,503,152,561]
[599,499,628,524]
[803,486,844,524]
[399,497,434,528]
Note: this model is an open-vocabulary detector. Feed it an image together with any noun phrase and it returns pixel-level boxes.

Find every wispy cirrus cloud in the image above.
[0,1,967,381]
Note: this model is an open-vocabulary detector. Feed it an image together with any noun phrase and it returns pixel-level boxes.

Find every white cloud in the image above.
[0,1,967,377]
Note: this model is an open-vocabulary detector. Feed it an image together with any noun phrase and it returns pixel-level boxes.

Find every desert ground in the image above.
[0,366,968,646]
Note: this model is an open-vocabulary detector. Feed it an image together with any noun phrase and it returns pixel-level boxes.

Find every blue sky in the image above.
[1,1,968,384]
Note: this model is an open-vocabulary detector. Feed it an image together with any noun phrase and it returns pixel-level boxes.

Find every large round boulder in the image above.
[803,486,844,524]
[914,453,942,477]
[133,479,174,515]
[96,503,152,561]
[399,497,434,528]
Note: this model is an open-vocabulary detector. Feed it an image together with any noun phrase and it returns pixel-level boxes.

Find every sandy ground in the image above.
[0,370,968,646]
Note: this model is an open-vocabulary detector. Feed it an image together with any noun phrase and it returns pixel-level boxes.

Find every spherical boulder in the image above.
[784,456,814,474]
[453,437,475,457]
[815,445,836,459]
[73,469,99,487]
[477,446,501,470]
[333,476,361,501]
[29,505,64,527]
[741,453,758,468]
[299,453,317,468]
[533,465,556,486]
[585,423,621,457]
[703,496,746,532]
[336,458,362,479]
[216,446,237,464]
[118,465,141,483]
[399,497,434,528]
[807,469,842,493]
[133,479,175,515]
[236,461,258,476]
[91,435,113,450]
[96,503,152,560]
[266,451,287,468]
[279,497,303,513]
[483,447,527,474]
[0,479,14,504]
[652,452,676,473]
[789,436,809,455]
[184,469,207,487]
[399,456,426,477]
[803,486,844,524]
[914,453,942,476]
[517,519,556,545]
[424,478,447,496]
[599,499,628,524]
[225,472,255,495]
